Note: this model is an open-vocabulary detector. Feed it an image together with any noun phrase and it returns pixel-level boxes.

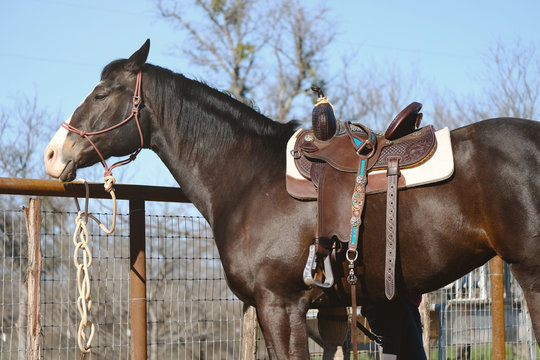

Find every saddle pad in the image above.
[286,127,454,199]
[286,129,318,198]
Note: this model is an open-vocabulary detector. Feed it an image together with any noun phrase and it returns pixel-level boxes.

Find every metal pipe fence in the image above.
[0,177,538,359]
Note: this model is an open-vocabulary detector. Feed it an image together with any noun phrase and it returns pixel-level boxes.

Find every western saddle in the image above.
[293,90,436,301]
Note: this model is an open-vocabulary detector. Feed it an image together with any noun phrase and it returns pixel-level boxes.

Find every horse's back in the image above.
[452,117,540,192]
[453,117,540,148]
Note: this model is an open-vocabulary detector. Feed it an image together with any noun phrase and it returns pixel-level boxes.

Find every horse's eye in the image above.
[94,93,108,101]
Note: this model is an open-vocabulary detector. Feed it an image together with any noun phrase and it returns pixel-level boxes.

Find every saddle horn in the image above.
[311,86,337,141]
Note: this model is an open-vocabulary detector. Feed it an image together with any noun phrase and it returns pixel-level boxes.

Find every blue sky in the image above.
[1,0,539,187]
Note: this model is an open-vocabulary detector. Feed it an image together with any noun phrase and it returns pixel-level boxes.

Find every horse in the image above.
[44,39,540,359]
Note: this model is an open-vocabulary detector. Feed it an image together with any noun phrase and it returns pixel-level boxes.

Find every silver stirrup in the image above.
[303,244,334,288]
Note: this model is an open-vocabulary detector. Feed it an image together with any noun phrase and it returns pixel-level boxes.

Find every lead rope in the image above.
[72,176,117,359]
[62,73,140,359]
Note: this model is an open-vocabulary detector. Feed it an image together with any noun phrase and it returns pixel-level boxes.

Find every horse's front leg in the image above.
[256,295,311,359]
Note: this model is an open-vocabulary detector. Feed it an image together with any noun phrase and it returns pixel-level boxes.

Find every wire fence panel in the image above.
[0,205,538,359]
[0,210,28,360]
[40,210,132,360]
[0,207,244,360]
[145,214,243,360]
[427,263,539,359]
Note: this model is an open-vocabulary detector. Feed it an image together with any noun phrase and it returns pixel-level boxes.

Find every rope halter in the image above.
[61,72,144,192]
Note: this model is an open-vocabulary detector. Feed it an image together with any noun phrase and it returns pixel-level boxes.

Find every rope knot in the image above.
[79,130,87,137]
[103,175,116,193]
[104,175,116,184]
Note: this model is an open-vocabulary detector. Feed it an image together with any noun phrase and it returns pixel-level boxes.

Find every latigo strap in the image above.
[385,157,400,300]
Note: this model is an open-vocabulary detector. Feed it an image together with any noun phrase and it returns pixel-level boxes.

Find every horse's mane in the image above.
[102,60,299,153]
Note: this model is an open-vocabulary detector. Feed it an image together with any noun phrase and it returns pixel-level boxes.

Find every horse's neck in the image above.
[147,83,286,227]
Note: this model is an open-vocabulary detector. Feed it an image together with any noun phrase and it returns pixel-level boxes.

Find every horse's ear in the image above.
[125,39,150,73]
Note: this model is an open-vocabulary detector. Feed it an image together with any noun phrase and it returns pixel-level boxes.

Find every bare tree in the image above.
[432,39,540,129]
[329,55,426,131]
[467,39,540,121]
[0,96,76,213]
[330,39,540,132]
[155,0,335,123]
[0,96,52,179]
[156,0,272,103]
[263,1,335,122]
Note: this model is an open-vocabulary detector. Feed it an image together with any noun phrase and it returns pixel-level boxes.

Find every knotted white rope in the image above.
[71,178,117,357]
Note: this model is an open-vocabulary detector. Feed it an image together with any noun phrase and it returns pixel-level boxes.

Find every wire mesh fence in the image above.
[1,209,28,359]
[145,214,243,359]
[0,205,538,359]
[0,207,244,360]
[40,209,130,359]
[427,264,539,359]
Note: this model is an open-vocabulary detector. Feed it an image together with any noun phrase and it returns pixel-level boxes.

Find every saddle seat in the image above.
[384,101,423,140]
[297,121,435,175]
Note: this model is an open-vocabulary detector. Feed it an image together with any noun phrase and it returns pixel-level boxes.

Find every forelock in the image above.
[100,59,127,80]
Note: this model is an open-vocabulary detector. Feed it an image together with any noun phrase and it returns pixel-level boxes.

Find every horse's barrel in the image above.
[311,86,337,141]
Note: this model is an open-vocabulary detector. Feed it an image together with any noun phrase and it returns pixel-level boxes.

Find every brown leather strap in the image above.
[314,236,333,257]
[346,253,359,358]
[351,283,359,360]
[385,157,400,300]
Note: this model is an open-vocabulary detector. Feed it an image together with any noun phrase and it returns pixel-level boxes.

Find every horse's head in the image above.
[44,40,152,182]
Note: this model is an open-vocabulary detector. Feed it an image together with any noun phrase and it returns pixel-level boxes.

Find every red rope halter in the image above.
[62,72,144,183]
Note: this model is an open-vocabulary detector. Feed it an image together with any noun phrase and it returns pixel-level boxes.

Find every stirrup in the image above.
[303,244,334,288]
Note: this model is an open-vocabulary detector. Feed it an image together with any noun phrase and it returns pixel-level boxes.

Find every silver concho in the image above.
[356,174,367,185]
[350,216,361,226]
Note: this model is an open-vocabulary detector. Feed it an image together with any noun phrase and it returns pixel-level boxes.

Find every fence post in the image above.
[130,199,147,360]
[24,198,42,360]
[490,256,505,360]
[419,294,430,358]
[241,305,258,360]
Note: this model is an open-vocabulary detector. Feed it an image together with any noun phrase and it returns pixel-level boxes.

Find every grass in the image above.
[309,342,540,359]
[429,343,540,359]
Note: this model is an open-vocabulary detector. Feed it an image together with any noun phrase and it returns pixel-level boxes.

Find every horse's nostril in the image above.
[44,146,57,164]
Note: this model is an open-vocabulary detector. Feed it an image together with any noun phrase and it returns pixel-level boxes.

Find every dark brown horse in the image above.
[44,40,540,359]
